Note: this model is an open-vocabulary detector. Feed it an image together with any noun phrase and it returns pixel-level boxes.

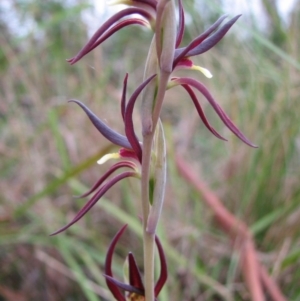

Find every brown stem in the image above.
[240,240,265,301]
[260,266,287,301]
[175,152,287,301]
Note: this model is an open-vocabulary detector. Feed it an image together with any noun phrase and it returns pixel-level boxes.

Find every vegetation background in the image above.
[0,0,299,300]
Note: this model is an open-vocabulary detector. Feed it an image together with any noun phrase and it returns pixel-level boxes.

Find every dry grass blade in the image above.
[35,250,111,300]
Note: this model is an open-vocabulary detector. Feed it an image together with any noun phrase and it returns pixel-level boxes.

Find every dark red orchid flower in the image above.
[66,0,256,147]
[104,225,167,301]
[173,1,241,69]
[169,77,257,147]
[51,74,156,235]
[169,1,258,147]
[67,1,157,65]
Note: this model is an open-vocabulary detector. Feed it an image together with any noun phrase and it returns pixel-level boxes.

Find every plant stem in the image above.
[152,71,171,131]
[141,71,170,301]
[143,229,155,301]
[141,131,154,301]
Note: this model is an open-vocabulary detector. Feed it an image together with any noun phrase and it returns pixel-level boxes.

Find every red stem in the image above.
[175,153,287,301]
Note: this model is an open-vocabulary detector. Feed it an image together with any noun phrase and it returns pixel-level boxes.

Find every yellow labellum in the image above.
[191,65,213,78]
[97,153,120,164]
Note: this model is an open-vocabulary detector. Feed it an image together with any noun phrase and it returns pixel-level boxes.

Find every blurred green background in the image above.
[0,0,300,300]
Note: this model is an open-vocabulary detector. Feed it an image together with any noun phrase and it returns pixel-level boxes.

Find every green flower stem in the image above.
[151,71,171,130]
[141,1,174,297]
[143,228,156,301]
[141,71,170,301]
[141,133,155,301]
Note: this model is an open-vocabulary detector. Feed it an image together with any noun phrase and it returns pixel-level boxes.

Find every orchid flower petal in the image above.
[68,8,154,65]
[124,74,157,162]
[184,15,242,58]
[175,0,185,48]
[105,225,128,301]
[81,19,150,62]
[104,227,144,298]
[171,77,257,147]
[180,83,227,141]
[104,275,144,296]
[50,172,138,235]
[75,161,137,199]
[69,100,132,150]
[154,235,168,296]
[173,14,228,67]
[121,73,129,122]
[128,253,145,291]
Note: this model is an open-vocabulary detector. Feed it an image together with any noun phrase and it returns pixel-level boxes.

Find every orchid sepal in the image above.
[124,74,157,162]
[69,99,132,150]
[74,161,138,199]
[180,83,227,141]
[173,14,228,68]
[170,77,257,147]
[78,18,151,62]
[175,0,185,48]
[174,15,242,64]
[50,171,139,236]
[67,7,155,65]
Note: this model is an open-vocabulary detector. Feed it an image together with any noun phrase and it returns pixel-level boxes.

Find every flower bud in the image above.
[156,0,176,73]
